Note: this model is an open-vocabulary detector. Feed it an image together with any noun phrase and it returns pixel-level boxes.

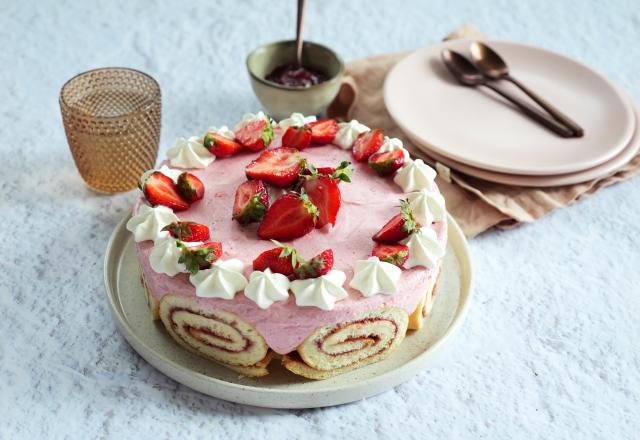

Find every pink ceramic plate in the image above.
[384,39,635,176]
[406,105,639,187]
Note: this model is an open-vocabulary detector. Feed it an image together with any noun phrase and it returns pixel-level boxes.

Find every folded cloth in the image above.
[327,23,640,238]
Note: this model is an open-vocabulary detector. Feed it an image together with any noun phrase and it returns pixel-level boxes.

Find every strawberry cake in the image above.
[126,112,447,379]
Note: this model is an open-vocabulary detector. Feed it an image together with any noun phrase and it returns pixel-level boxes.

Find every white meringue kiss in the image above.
[149,237,185,276]
[189,259,248,299]
[244,268,290,309]
[278,112,316,130]
[290,270,348,311]
[401,227,445,269]
[167,136,215,169]
[393,158,436,192]
[334,120,370,149]
[406,189,446,226]
[349,256,402,297]
[126,204,178,243]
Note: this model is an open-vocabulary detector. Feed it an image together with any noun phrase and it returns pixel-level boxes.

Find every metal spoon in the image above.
[441,49,575,138]
[470,41,584,137]
[295,0,307,66]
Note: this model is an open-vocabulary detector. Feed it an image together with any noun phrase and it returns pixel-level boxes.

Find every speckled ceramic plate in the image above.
[103,213,473,409]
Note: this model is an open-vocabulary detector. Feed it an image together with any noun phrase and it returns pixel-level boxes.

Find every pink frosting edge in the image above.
[133,142,448,355]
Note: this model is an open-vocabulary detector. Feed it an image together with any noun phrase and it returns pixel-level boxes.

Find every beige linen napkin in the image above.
[327,24,640,238]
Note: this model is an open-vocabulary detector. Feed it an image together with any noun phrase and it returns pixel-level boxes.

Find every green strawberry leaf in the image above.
[399,199,418,234]
[333,161,353,182]
[262,116,274,145]
[298,189,319,219]
[271,239,304,268]
[381,250,408,266]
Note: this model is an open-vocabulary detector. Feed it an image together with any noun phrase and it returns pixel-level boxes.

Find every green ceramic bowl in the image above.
[246,40,344,120]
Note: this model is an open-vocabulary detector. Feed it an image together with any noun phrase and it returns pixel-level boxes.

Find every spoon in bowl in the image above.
[441,49,575,138]
[470,41,584,137]
[295,0,307,67]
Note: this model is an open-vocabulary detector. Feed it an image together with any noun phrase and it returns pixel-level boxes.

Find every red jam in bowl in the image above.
[265,63,327,88]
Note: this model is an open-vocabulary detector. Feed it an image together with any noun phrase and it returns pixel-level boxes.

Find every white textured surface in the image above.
[1,0,639,438]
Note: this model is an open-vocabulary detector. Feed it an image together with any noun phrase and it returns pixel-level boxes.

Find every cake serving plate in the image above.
[104,213,473,409]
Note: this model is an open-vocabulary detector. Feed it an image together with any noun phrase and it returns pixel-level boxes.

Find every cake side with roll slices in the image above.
[126,112,447,379]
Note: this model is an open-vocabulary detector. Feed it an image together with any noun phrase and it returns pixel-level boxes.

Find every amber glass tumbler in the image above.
[60,68,161,193]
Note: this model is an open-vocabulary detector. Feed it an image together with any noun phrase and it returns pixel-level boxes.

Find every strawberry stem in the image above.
[271,239,304,268]
[177,242,220,274]
[298,189,319,219]
[399,199,418,234]
[333,161,353,182]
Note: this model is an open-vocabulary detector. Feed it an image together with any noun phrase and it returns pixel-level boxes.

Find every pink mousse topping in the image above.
[135,142,447,354]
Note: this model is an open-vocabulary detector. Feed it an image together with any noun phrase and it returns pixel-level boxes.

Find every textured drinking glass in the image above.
[60,67,161,193]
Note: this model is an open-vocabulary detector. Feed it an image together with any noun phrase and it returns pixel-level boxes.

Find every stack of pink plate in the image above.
[384,40,638,187]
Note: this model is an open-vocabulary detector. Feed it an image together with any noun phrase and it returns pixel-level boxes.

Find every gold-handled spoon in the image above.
[441,49,575,138]
[295,0,307,66]
[470,41,584,137]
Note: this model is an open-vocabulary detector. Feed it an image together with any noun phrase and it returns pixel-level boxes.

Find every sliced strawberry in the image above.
[372,243,409,267]
[315,166,336,175]
[352,129,384,162]
[176,172,205,202]
[302,175,341,228]
[235,119,273,151]
[232,180,269,225]
[372,214,408,243]
[141,172,189,211]
[178,241,222,274]
[245,147,303,188]
[257,193,318,240]
[368,149,405,176]
[281,125,312,150]
[203,132,243,157]
[293,249,334,279]
[162,221,210,242]
[308,119,338,145]
[372,200,418,243]
[252,241,302,276]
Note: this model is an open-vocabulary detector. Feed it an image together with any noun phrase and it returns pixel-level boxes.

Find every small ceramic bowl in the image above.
[246,40,344,120]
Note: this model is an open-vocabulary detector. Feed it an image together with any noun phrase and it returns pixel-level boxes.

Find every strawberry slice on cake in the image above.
[178,241,223,274]
[232,180,269,225]
[245,147,304,188]
[252,241,302,277]
[292,249,334,279]
[352,129,384,162]
[308,119,338,145]
[176,172,205,202]
[372,200,418,243]
[203,132,243,157]
[235,119,273,151]
[302,175,341,228]
[372,243,409,267]
[368,149,405,176]
[163,221,210,242]
[281,125,312,150]
[257,192,319,240]
[141,172,190,211]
